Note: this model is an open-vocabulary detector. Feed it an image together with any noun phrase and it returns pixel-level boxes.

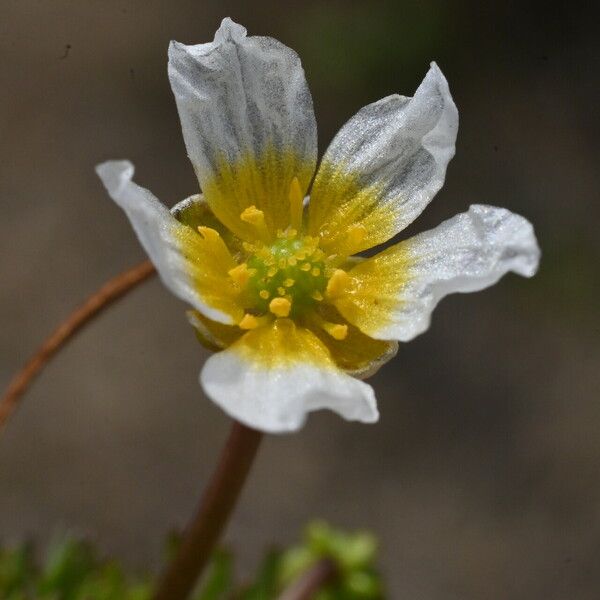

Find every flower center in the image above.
[243,229,327,317]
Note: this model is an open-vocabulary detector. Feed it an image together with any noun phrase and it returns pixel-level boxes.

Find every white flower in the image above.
[96,18,540,433]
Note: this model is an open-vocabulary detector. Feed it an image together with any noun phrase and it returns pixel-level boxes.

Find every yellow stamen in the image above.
[322,322,348,340]
[288,257,297,266]
[240,205,265,225]
[269,297,291,318]
[197,226,236,270]
[259,289,270,300]
[278,258,287,269]
[311,290,323,301]
[312,249,325,261]
[283,278,295,288]
[289,176,304,231]
[197,226,219,241]
[326,269,350,299]
[277,287,286,296]
[239,314,260,330]
[300,262,311,272]
[228,263,250,287]
[311,267,321,277]
[239,313,271,330]
[311,312,349,340]
[240,205,270,242]
[267,266,278,277]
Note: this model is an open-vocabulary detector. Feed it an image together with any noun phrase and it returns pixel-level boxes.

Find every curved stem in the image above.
[0,260,156,431]
[153,421,263,600]
[277,559,338,600]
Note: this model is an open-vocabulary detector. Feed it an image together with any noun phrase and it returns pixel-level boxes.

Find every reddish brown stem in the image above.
[153,421,263,600]
[277,559,338,600]
[0,260,156,431]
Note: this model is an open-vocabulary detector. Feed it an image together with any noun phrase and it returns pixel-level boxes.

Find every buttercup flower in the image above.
[97,18,540,433]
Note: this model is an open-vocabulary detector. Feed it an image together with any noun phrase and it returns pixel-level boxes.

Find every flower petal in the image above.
[333,205,540,341]
[308,62,458,255]
[200,319,378,433]
[168,18,317,239]
[96,160,243,324]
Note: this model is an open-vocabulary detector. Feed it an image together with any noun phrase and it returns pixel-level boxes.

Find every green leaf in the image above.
[37,538,96,599]
[239,550,282,599]
[0,543,34,596]
[278,546,315,587]
[194,549,232,600]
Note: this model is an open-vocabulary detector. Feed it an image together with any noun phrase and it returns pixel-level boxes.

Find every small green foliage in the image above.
[237,550,282,599]
[0,543,34,597]
[194,549,232,600]
[279,521,383,599]
[0,521,383,599]
[0,538,152,600]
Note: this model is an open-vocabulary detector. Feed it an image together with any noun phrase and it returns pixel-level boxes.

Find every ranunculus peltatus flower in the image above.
[97,18,539,433]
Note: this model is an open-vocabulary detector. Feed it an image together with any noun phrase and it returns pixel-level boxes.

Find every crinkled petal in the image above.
[96,160,243,324]
[334,205,540,341]
[200,319,378,433]
[308,62,458,254]
[168,18,317,239]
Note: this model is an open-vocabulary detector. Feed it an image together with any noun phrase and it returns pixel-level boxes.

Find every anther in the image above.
[259,290,270,300]
[283,278,295,288]
[323,322,348,340]
[197,226,236,269]
[269,297,292,318]
[240,205,265,225]
[197,226,220,240]
[300,262,311,272]
[311,291,323,301]
[311,267,321,277]
[228,263,251,287]
[326,269,350,299]
[277,287,286,296]
[240,205,270,241]
[267,266,278,277]
[239,314,260,330]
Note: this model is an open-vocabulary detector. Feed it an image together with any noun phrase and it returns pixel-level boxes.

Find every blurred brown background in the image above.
[1,1,599,598]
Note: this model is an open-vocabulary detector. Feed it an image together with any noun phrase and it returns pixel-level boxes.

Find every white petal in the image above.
[200,321,378,433]
[308,62,458,253]
[96,160,241,324]
[335,205,540,341]
[168,17,317,235]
